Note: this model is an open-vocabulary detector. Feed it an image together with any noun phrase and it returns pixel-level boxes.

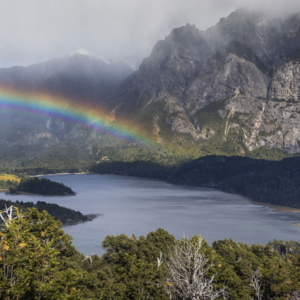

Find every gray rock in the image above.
[117,9,300,155]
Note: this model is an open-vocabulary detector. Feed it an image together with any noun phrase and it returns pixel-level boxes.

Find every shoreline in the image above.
[250,200,300,214]
[62,214,102,226]
[0,190,76,197]
[33,172,88,177]
[34,172,300,215]
[5,172,300,221]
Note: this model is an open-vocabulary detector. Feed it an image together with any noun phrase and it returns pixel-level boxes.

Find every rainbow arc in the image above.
[0,86,154,147]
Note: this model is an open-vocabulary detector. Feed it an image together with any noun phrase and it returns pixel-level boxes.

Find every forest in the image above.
[1,207,300,300]
[92,155,300,208]
[0,173,75,196]
[11,177,76,196]
[0,174,21,190]
[0,199,93,225]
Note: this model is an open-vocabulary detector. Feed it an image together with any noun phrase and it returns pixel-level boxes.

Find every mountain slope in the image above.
[0,50,133,101]
[111,9,300,159]
[2,10,300,171]
[0,51,137,172]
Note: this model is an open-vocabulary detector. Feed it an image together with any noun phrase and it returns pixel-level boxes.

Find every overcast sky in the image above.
[0,0,300,68]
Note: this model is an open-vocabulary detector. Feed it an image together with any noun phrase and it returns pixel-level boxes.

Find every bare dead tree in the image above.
[83,253,95,264]
[249,270,263,300]
[289,291,300,300]
[157,252,163,268]
[0,205,18,227]
[165,235,228,300]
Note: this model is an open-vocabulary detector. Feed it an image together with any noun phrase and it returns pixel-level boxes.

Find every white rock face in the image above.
[269,62,300,101]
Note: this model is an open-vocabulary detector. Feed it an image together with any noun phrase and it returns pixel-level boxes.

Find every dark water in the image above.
[3,174,300,255]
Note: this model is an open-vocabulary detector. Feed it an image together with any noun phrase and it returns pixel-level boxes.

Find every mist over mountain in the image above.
[113,9,300,157]
[2,8,300,172]
[0,50,133,101]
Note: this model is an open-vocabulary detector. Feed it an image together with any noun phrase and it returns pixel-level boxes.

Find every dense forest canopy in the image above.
[1,207,300,299]
[15,177,75,196]
[0,199,93,225]
[0,173,75,196]
[92,156,300,208]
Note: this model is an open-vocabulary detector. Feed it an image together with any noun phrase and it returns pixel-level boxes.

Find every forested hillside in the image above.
[0,199,94,225]
[1,208,300,299]
[92,155,300,208]
[13,177,75,196]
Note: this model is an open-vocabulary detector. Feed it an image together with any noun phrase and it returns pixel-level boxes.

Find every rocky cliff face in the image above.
[115,9,300,156]
[2,9,300,171]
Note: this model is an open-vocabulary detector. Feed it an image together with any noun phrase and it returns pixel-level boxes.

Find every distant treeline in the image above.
[91,156,300,208]
[91,160,176,180]
[0,199,89,225]
[12,177,75,196]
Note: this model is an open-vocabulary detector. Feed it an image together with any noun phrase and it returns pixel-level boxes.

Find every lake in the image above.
[2,174,300,255]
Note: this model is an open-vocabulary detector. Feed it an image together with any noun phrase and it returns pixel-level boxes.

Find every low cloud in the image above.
[0,0,299,67]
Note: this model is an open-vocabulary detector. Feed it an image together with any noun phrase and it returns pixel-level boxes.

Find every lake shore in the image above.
[0,189,75,197]
[37,172,300,215]
[250,200,300,213]
[62,214,102,226]
[34,172,88,177]
[95,174,300,215]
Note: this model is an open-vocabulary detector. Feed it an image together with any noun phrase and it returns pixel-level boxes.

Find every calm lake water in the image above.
[2,174,300,255]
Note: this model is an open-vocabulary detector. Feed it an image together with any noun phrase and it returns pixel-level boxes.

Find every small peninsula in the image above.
[0,173,75,196]
[0,199,98,225]
[9,177,76,196]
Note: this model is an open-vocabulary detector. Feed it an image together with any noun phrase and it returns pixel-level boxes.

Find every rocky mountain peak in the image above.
[114,8,300,157]
[3,8,300,167]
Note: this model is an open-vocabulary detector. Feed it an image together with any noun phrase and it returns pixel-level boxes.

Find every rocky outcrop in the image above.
[269,62,300,100]
[3,8,300,169]
[115,9,300,156]
[223,95,300,154]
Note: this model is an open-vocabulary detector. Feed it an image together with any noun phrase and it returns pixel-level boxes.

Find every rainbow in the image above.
[0,86,155,147]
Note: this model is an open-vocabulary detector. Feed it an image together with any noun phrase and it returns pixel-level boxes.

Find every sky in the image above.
[0,0,300,68]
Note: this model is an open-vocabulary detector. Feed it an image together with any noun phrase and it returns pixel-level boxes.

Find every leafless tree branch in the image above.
[165,235,228,300]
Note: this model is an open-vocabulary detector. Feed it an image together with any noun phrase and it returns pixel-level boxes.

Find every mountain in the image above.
[0,51,135,172]
[2,9,300,172]
[0,49,133,101]
[111,9,300,160]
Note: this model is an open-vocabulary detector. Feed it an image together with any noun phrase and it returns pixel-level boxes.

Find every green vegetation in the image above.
[0,173,21,190]
[0,199,93,225]
[14,177,75,196]
[0,96,296,175]
[0,172,75,196]
[267,240,300,257]
[91,160,176,180]
[0,207,86,299]
[93,155,300,209]
[1,208,300,299]
[168,155,300,208]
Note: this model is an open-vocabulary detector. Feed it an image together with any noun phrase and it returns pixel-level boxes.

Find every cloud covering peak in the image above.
[1,0,300,68]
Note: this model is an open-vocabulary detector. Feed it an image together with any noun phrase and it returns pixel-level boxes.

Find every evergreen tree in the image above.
[0,207,86,299]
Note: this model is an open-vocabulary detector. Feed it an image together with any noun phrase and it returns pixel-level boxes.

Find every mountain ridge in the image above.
[2,9,300,171]
[110,9,300,158]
